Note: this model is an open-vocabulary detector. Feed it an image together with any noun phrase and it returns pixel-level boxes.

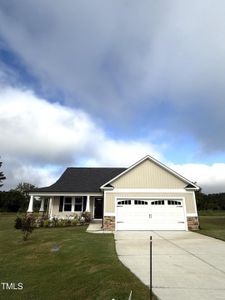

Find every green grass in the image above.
[198,214,225,241]
[0,213,151,300]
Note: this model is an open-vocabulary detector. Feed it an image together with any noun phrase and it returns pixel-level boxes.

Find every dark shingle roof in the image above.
[32,167,126,193]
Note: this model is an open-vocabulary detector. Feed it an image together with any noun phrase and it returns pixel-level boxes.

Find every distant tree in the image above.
[0,190,27,212]
[0,182,37,213]
[196,191,225,211]
[0,161,6,187]
[14,182,36,197]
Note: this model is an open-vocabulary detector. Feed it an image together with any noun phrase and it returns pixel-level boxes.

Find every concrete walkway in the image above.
[86,220,112,234]
[115,231,225,300]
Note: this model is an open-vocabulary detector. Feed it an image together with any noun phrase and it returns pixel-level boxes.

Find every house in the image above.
[27,155,200,231]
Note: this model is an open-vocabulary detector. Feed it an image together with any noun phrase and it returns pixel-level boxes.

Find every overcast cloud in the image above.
[1,1,225,150]
[0,1,225,193]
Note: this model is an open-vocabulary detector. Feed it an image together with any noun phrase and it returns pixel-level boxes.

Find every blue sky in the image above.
[0,0,225,193]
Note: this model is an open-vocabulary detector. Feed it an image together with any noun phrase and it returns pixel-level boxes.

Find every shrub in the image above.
[43,219,50,227]
[81,211,92,223]
[35,215,48,228]
[52,217,59,227]
[15,215,23,229]
[58,219,66,227]
[65,219,72,226]
[21,214,35,241]
[71,218,79,226]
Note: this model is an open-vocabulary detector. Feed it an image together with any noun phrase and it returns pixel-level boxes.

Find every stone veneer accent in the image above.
[104,216,115,231]
[104,216,199,231]
[187,216,199,230]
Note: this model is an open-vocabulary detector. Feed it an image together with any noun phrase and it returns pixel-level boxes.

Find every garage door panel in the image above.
[116,199,186,230]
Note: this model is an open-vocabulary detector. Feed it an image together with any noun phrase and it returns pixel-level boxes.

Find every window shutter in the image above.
[59,196,64,212]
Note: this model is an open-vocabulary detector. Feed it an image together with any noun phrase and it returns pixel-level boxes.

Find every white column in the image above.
[39,198,45,212]
[85,195,90,212]
[49,197,53,218]
[27,195,34,213]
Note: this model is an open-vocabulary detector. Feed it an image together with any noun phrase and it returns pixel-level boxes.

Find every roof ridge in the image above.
[66,167,126,169]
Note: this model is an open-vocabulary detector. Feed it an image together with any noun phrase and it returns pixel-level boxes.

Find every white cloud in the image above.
[170,163,225,194]
[0,85,161,189]
[0,85,224,193]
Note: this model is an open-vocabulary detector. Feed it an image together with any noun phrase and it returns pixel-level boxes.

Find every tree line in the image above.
[195,191,225,211]
[0,161,37,212]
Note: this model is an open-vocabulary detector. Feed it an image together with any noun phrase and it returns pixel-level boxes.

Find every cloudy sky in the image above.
[0,0,225,193]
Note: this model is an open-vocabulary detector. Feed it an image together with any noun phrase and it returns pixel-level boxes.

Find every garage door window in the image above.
[134,200,148,205]
[118,200,131,205]
[168,200,181,205]
[151,200,165,205]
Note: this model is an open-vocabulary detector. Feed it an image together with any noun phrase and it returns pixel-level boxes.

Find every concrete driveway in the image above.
[115,231,225,300]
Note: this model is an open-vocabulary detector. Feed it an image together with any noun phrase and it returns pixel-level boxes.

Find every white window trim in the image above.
[74,196,84,212]
[63,196,73,212]
[62,196,85,212]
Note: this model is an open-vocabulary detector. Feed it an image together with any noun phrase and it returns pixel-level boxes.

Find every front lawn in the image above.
[198,213,225,241]
[0,213,151,300]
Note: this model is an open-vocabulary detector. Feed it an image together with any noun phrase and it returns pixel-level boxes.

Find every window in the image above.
[75,197,83,211]
[117,200,131,205]
[151,200,165,205]
[168,200,181,205]
[64,197,72,211]
[134,200,148,205]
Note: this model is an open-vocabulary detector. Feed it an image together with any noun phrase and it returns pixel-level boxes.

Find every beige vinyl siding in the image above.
[105,192,196,214]
[112,159,186,189]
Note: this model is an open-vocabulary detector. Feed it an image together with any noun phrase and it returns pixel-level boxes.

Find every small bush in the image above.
[15,215,23,229]
[52,217,59,227]
[58,219,66,227]
[65,219,72,226]
[35,215,48,227]
[21,214,35,241]
[43,219,50,227]
[81,211,92,223]
[71,218,79,226]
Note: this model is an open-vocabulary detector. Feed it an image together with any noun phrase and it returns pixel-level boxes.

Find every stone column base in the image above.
[103,216,115,231]
[187,216,199,230]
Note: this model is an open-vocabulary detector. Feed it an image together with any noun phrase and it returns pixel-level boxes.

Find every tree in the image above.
[14,182,36,197]
[0,161,6,187]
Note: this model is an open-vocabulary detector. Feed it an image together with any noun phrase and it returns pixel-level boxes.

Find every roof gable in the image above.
[101,155,200,190]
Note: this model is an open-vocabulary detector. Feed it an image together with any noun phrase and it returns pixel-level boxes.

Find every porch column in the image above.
[27,195,34,213]
[39,198,45,212]
[85,195,90,212]
[49,197,53,218]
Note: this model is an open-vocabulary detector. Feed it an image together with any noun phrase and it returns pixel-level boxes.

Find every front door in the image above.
[94,198,103,219]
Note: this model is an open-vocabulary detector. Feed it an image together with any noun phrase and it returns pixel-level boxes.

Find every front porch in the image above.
[27,194,104,220]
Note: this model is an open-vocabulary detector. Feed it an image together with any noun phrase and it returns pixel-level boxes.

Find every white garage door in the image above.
[116,199,186,230]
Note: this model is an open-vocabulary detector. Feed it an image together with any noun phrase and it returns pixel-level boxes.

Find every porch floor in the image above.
[86,220,112,234]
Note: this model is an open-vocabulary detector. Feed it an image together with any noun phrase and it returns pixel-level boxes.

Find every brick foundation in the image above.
[103,216,115,231]
[187,216,199,230]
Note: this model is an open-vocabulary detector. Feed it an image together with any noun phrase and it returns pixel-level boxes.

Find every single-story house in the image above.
[28,155,200,231]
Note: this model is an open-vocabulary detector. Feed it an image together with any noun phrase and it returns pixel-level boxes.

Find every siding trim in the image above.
[106,188,192,193]
[30,192,103,197]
